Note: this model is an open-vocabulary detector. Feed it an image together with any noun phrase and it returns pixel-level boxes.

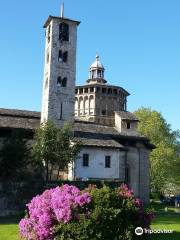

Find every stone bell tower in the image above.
[41,4,80,127]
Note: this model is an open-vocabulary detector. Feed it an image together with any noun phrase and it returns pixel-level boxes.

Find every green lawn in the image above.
[149,201,180,240]
[0,216,20,240]
[0,201,179,240]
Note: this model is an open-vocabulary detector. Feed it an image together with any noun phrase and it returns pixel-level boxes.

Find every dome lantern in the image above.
[87,54,107,84]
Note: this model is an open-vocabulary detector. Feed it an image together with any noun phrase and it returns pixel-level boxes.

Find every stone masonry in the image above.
[41,16,80,127]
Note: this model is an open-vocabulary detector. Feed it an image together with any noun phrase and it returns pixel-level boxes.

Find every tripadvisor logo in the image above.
[135,227,143,235]
[135,227,173,235]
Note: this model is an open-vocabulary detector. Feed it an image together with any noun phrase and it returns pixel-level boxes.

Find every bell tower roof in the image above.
[87,54,107,84]
[90,54,104,69]
[44,15,80,28]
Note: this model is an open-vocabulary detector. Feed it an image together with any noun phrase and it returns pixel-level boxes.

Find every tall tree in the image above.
[0,129,44,211]
[0,130,31,181]
[134,107,180,194]
[33,121,81,183]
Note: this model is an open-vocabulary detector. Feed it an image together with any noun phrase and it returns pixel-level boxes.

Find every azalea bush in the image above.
[19,184,154,240]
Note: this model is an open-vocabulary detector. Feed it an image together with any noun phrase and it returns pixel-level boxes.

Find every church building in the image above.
[0,6,154,203]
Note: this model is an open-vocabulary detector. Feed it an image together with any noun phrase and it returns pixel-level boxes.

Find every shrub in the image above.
[19,184,154,240]
[19,184,91,239]
[46,180,123,190]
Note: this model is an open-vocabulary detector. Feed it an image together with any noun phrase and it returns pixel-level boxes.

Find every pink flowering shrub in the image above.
[118,183,134,198]
[117,184,155,229]
[19,184,154,240]
[19,184,91,240]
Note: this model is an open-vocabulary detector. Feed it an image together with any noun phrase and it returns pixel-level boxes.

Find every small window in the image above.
[105,156,111,168]
[79,88,83,94]
[108,88,112,94]
[102,88,106,93]
[127,122,131,129]
[58,50,63,62]
[84,88,88,93]
[90,87,94,92]
[92,70,96,78]
[59,23,69,42]
[83,154,89,167]
[62,78,67,87]
[113,89,118,95]
[75,88,78,94]
[102,110,106,115]
[97,70,102,78]
[63,51,68,62]
[57,76,62,86]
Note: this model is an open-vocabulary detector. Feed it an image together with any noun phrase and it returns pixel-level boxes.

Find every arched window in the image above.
[79,88,83,94]
[75,98,78,111]
[97,70,102,78]
[89,96,94,115]
[84,97,89,115]
[90,87,94,92]
[59,23,69,41]
[57,77,67,87]
[79,97,83,115]
[61,77,67,87]
[91,70,95,78]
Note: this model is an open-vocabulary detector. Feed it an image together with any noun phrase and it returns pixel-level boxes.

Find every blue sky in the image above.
[0,0,179,130]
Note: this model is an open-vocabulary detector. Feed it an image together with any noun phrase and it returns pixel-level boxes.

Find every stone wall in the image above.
[139,147,150,204]
[127,144,150,204]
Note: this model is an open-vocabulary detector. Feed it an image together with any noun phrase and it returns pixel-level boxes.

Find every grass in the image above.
[0,215,20,240]
[0,201,179,240]
[149,201,180,240]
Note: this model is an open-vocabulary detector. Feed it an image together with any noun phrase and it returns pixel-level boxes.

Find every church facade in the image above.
[0,7,154,203]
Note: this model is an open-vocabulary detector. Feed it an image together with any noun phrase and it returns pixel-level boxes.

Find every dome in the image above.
[90,54,104,69]
[87,54,107,84]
